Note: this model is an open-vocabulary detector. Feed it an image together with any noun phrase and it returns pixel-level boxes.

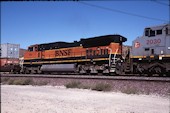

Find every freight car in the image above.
[0,43,21,73]
[20,23,170,76]
[0,58,21,73]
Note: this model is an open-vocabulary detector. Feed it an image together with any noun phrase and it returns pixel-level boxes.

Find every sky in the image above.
[1,1,169,49]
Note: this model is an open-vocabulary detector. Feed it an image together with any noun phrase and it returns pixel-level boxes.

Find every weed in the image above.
[122,88,138,94]
[92,83,111,92]
[8,79,14,85]
[81,85,91,89]
[1,77,10,83]
[11,79,33,85]
[23,79,33,85]
[36,81,48,86]
[65,81,81,88]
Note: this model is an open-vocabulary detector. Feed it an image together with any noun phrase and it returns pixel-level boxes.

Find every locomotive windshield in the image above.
[144,24,170,37]
[145,28,162,37]
[28,47,33,51]
[166,26,170,35]
[156,30,162,35]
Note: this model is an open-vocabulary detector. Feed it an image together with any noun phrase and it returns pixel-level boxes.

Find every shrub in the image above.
[92,83,111,92]
[8,79,15,85]
[81,85,91,89]
[12,79,33,85]
[1,77,10,83]
[36,81,48,86]
[122,88,138,94]
[13,79,24,85]
[65,81,81,88]
[22,79,33,85]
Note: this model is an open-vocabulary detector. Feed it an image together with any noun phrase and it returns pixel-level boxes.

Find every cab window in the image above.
[150,30,155,36]
[166,27,170,35]
[156,30,162,35]
[145,29,149,36]
[145,28,156,37]
[28,47,33,51]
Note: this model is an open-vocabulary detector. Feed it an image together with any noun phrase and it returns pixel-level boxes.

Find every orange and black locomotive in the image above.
[22,35,127,74]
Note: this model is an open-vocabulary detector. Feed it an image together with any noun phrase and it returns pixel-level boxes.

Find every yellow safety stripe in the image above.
[23,58,109,64]
[130,55,170,58]
[44,53,120,59]
[44,54,86,59]
[24,53,121,60]
[24,55,86,60]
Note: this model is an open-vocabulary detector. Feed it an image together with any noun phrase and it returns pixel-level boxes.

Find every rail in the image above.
[1,74,170,82]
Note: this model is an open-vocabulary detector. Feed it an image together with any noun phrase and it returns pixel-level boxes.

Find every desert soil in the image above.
[1,85,170,113]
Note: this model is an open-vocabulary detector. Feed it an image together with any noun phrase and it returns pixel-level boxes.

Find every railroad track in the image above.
[1,74,170,82]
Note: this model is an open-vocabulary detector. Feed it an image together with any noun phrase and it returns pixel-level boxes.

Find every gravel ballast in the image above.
[1,76,170,96]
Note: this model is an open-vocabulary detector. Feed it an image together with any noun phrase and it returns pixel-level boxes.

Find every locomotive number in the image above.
[146,39,161,45]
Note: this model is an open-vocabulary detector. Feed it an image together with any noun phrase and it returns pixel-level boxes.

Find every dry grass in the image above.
[1,77,47,86]
[1,77,10,84]
[65,81,111,92]
[121,88,139,94]
[92,83,111,92]
[65,81,81,88]
[33,81,48,86]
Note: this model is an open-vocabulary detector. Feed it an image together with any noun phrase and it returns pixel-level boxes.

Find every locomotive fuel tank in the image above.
[40,64,76,72]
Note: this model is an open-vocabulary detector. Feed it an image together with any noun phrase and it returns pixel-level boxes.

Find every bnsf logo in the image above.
[55,49,71,56]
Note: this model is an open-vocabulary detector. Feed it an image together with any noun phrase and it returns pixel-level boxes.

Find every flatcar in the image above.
[22,35,127,74]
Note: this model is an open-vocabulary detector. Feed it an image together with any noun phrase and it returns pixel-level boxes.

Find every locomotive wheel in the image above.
[166,72,170,77]
[115,63,125,75]
[132,65,138,74]
[25,68,30,74]
[10,69,14,74]
[103,73,109,76]
[115,69,125,75]
[146,72,152,77]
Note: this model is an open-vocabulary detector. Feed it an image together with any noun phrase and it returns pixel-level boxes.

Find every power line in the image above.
[151,0,169,6]
[151,0,170,24]
[78,1,168,22]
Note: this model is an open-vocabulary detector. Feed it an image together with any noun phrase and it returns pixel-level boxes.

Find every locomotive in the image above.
[131,24,170,76]
[22,35,126,75]
[19,24,170,76]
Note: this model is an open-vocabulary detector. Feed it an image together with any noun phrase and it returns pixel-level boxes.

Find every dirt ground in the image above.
[1,85,170,113]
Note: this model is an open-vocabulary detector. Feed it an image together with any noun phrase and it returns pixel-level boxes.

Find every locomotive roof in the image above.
[37,41,80,50]
[80,34,127,48]
[145,24,170,30]
[29,34,127,50]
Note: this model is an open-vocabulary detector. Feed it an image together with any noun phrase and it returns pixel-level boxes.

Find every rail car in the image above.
[0,58,21,73]
[16,23,170,76]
